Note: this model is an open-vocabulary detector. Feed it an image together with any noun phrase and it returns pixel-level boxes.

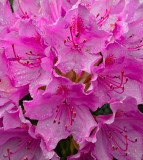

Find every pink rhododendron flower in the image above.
[0,0,143,159]
[91,97,143,160]
[24,76,97,150]
[44,5,110,73]
[91,42,143,105]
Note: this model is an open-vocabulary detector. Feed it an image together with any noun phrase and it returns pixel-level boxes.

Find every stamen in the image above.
[18,0,29,18]
[98,71,128,94]
[64,16,87,51]
[53,99,76,129]
[103,124,138,158]
[3,138,40,160]
[11,44,42,68]
[96,8,111,27]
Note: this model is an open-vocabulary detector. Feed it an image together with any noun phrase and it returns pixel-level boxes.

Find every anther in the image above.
[73,112,76,117]
[83,39,87,43]
[75,44,78,48]
[112,145,115,150]
[53,119,56,123]
[76,32,79,37]
[134,138,137,142]
[96,13,100,18]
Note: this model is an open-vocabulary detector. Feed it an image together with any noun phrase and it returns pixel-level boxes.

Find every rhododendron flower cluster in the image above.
[0,0,143,159]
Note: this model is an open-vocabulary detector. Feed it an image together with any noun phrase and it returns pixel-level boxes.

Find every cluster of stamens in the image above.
[104,124,137,157]
[99,71,128,94]
[12,44,42,68]
[64,26,87,51]
[3,137,40,160]
[53,99,76,129]
[127,34,143,51]
[18,0,29,19]
[96,8,111,27]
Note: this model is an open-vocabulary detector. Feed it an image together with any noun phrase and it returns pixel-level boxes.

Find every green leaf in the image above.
[8,0,14,13]
[54,135,79,159]
[90,103,113,116]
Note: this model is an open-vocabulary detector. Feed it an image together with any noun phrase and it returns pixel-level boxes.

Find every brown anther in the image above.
[64,39,67,43]
[83,39,87,43]
[29,51,32,54]
[126,77,128,81]
[56,109,58,112]
[75,44,78,48]
[124,128,127,132]
[96,13,100,18]
[134,138,137,142]
[58,120,60,124]
[110,84,113,88]
[112,145,115,150]
[53,119,56,123]
[125,152,128,156]
[73,112,76,117]
[27,60,30,64]
[76,32,79,37]
[65,124,68,129]
[129,34,134,38]
[57,105,59,108]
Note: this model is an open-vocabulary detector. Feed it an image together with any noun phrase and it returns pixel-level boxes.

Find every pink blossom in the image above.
[91,97,143,160]
[91,42,143,105]
[24,76,97,151]
[44,5,110,73]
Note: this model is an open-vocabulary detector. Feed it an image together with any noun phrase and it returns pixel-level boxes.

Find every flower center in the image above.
[53,99,76,129]
[105,54,116,66]
[64,16,87,51]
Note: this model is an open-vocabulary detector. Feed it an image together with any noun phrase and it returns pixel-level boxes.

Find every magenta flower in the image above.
[91,97,143,160]
[44,5,110,73]
[24,76,97,151]
[91,42,143,105]
[0,107,56,160]
[0,0,143,159]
